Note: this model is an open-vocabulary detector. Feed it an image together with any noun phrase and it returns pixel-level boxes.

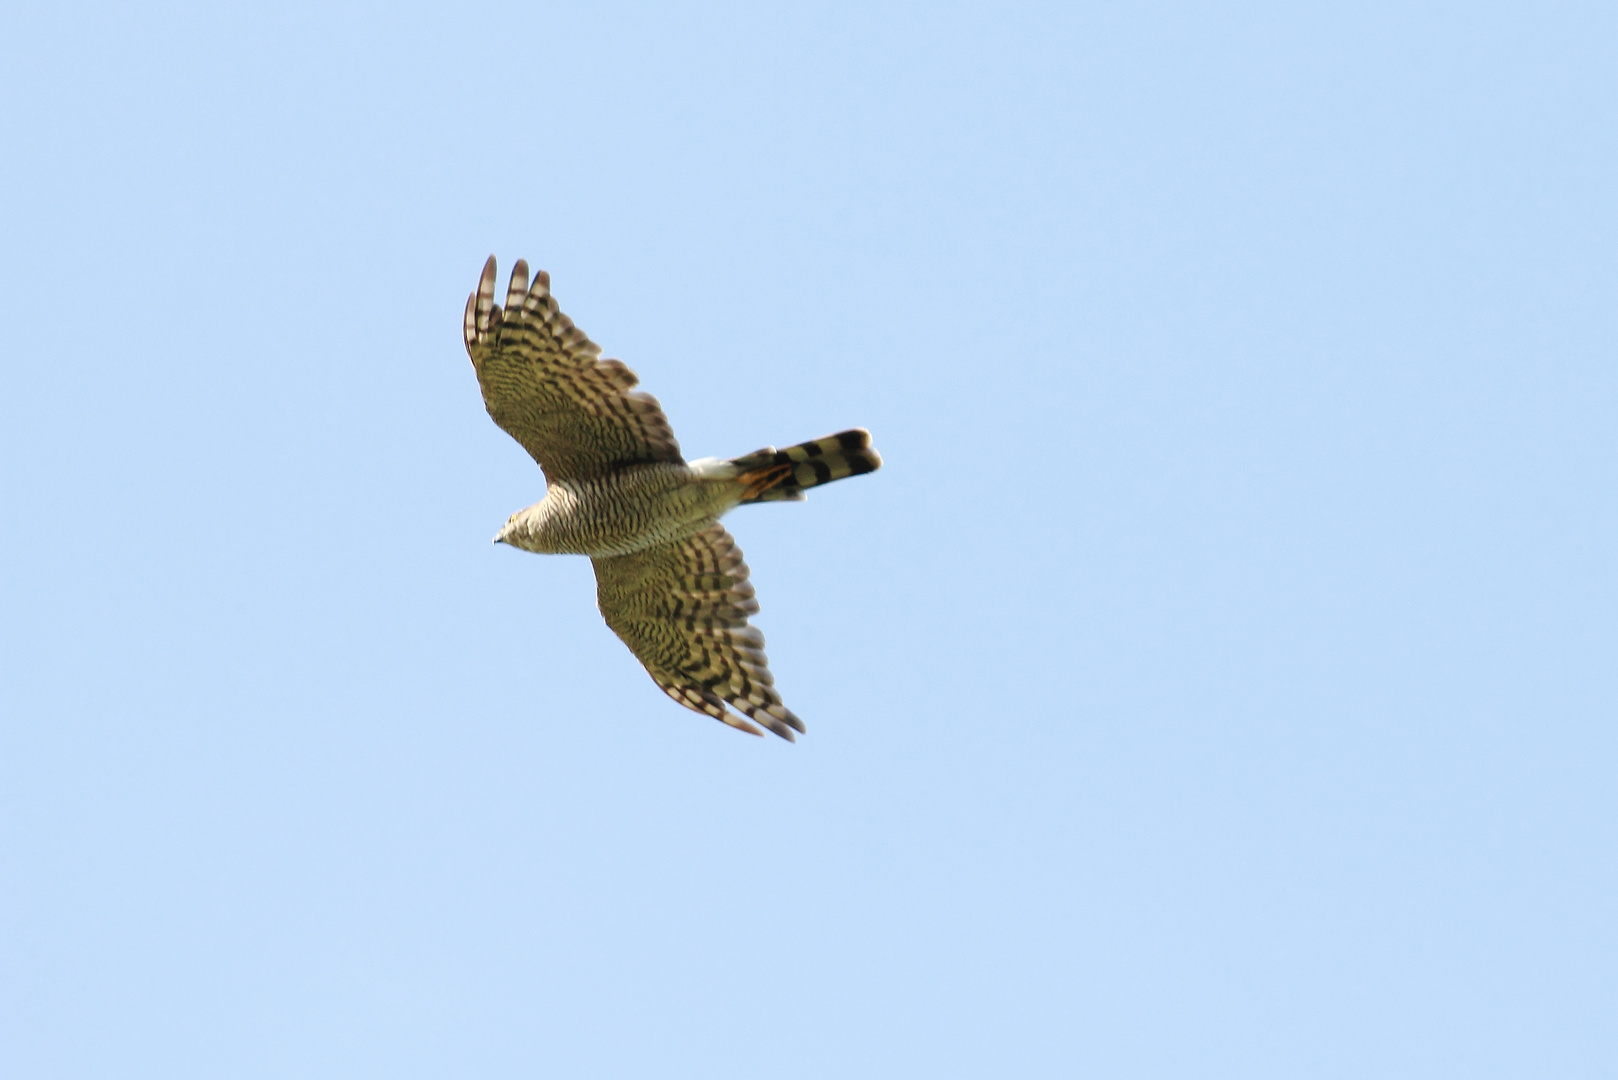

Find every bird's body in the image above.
[496,461,735,557]
[464,256,881,741]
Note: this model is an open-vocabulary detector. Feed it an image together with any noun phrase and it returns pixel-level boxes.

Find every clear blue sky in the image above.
[3,2,1614,1077]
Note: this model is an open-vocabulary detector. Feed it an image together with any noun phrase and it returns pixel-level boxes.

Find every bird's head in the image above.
[493,504,544,550]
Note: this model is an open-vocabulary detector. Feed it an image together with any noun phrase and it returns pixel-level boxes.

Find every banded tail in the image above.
[731,428,883,503]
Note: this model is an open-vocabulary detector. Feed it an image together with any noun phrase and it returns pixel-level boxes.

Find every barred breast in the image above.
[499,463,740,557]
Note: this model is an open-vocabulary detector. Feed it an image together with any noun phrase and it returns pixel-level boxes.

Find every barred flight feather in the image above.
[464,255,680,482]
[733,428,884,503]
[593,524,805,740]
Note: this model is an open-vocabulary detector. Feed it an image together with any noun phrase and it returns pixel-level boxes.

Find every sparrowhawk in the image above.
[464,257,882,741]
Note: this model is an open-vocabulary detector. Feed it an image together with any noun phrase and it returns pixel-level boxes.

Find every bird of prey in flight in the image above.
[464,257,882,740]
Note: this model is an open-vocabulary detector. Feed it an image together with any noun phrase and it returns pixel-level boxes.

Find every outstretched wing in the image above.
[593,524,805,741]
[463,256,683,483]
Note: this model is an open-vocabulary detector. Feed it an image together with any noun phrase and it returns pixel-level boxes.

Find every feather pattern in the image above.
[593,524,805,740]
[463,256,682,483]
